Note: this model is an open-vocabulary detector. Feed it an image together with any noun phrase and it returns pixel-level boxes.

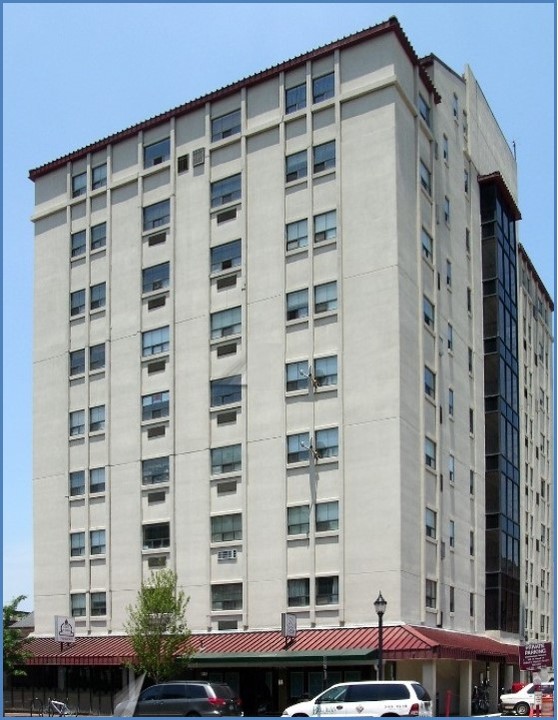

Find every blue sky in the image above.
[3,3,556,611]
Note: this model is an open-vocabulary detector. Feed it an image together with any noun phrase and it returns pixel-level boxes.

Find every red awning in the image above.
[25,624,518,667]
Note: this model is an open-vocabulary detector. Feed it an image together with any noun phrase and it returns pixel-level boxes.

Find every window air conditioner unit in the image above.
[217,549,237,562]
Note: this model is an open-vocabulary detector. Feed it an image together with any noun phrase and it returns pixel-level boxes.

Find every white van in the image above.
[282,680,433,717]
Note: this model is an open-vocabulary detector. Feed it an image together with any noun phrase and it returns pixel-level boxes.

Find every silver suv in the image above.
[115,680,242,716]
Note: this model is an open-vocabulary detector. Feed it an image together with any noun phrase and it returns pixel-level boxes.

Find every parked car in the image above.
[114,680,243,717]
[500,681,554,716]
[281,680,432,717]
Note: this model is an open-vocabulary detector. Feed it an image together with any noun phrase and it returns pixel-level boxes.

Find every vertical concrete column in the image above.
[504,664,515,692]
[459,661,473,716]
[488,662,500,711]
[422,661,437,714]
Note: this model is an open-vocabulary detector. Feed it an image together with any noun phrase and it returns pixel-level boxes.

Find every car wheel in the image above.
[515,702,530,716]
[185,713,200,717]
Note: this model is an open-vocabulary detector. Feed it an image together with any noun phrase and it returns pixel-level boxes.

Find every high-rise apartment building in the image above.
[29,16,552,711]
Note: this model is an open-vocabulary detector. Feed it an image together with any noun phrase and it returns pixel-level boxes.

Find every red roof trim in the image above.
[24,625,518,667]
[29,16,439,181]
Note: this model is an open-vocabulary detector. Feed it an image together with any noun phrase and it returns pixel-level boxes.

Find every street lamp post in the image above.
[374,591,387,681]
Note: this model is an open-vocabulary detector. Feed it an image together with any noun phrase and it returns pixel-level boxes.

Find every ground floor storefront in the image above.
[6,624,520,716]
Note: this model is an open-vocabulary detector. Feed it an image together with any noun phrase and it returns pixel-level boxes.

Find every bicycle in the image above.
[30,697,44,716]
[46,697,79,716]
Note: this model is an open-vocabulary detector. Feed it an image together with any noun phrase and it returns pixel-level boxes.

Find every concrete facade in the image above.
[31,18,552,655]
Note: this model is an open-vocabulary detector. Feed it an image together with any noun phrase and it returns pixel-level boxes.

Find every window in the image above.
[419,161,431,194]
[465,228,471,254]
[71,230,86,258]
[448,389,454,417]
[452,93,459,119]
[442,135,449,162]
[211,583,242,611]
[288,578,310,606]
[70,349,85,376]
[211,513,242,542]
[143,522,170,550]
[313,141,335,173]
[449,586,455,613]
[211,110,241,142]
[449,520,455,548]
[89,343,105,371]
[71,593,86,617]
[424,366,436,399]
[142,392,169,421]
[90,467,106,493]
[211,240,241,272]
[423,296,435,328]
[70,289,86,317]
[211,306,241,339]
[421,229,433,261]
[89,405,105,432]
[142,326,170,356]
[314,210,336,243]
[211,174,241,207]
[286,361,309,392]
[468,347,473,374]
[418,94,430,126]
[143,199,170,230]
[425,508,437,539]
[90,529,106,555]
[286,151,307,182]
[314,356,337,387]
[313,73,334,103]
[469,408,474,435]
[91,222,107,250]
[286,289,309,321]
[469,470,475,495]
[425,579,437,609]
[144,138,170,168]
[90,283,106,311]
[470,530,475,556]
[69,471,85,497]
[316,576,338,605]
[70,532,85,557]
[90,592,107,616]
[446,260,452,288]
[464,169,469,194]
[286,83,306,114]
[447,323,453,351]
[316,501,339,532]
[72,172,86,198]
[314,281,337,314]
[449,454,455,484]
[287,432,310,463]
[315,427,338,459]
[69,410,85,437]
[287,505,310,535]
[425,437,436,469]
[443,196,450,224]
[143,263,169,294]
[142,456,169,485]
[467,286,472,313]
[91,163,107,190]
[211,444,241,475]
[89,468,105,493]
[211,375,241,407]
[286,219,308,251]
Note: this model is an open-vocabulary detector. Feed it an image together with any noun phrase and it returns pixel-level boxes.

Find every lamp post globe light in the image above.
[374,591,387,681]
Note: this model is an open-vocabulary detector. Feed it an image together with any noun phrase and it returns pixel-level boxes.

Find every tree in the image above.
[124,570,194,683]
[3,595,32,677]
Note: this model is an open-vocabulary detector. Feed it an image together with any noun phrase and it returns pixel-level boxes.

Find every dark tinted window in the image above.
[347,684,410,701]
[411,683,431,701]
[186,684,208,699]
[212,684,235,699]
[140,686,162,701]
[161,684,187,699]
